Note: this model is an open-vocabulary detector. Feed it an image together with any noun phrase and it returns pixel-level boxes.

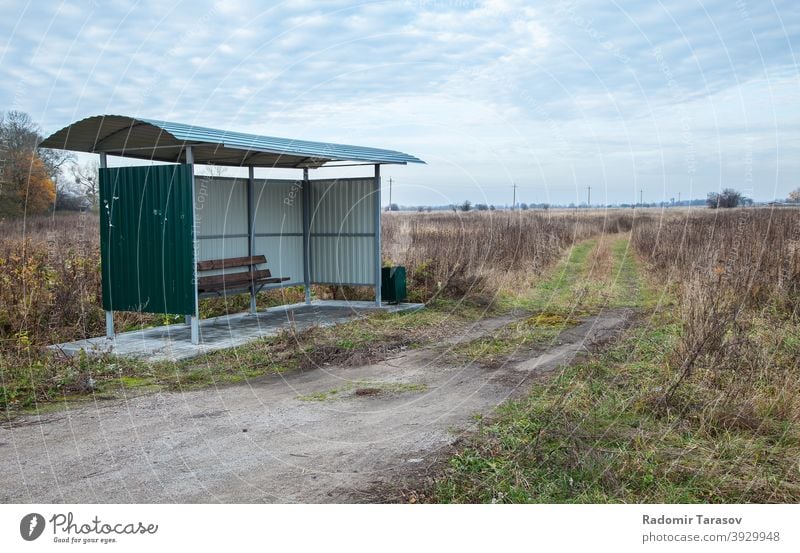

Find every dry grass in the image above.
[382,210,636,303]
[0,212,106,347]
[584,232,616,282]
[632,208,800,313]
[428,207,800,504]
[632,208,800,411]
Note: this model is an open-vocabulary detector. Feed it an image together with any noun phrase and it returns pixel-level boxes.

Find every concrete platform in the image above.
[49,301,423,363]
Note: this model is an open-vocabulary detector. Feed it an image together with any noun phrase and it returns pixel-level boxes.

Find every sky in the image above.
[1,0,798,206]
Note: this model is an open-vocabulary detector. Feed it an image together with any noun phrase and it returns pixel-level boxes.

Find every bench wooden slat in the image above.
[260,277,290,284]
[198,275,290,293]
[196,254,290,295]
[198,269,272,289]
[197,255,266,271]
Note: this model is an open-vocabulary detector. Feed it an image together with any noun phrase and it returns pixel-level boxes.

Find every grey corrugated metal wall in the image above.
[309,178,376,285]
[253,178,304,285]
[194,175,377,288]
[194,176,304,286]
[194,176,248,269]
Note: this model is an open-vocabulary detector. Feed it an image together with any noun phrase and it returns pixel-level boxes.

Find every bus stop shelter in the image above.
[41,115,424,349]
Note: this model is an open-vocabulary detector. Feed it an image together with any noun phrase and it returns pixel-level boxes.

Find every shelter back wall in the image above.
[194,175,377,288]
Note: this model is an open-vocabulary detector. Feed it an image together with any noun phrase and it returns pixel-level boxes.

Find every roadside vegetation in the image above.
[3,206,800,504]
[0,209,628,412]
[429,208,800,503]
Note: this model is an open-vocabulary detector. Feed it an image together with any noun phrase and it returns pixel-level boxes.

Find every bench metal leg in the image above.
[105,310,114,339]
[190,316,200,345]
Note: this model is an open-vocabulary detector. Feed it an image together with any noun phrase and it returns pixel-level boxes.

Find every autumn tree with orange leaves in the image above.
[0,111,68,216]
[0,150,56,216]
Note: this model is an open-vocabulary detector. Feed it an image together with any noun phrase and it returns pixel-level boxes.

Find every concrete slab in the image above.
[49,301,423,363]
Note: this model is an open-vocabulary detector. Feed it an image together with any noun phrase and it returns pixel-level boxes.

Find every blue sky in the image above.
[1,0,798,205]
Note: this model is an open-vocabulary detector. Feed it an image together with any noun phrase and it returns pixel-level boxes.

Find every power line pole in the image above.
[587,185,591,208]
[512,182,517,210]
[677,191,681,204]
[389,177,393,210]
[639,189,643,206]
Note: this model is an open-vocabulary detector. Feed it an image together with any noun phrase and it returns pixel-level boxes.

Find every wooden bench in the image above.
[196,255,289,295]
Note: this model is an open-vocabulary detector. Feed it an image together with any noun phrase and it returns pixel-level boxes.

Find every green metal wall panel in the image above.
[99,164,196,315]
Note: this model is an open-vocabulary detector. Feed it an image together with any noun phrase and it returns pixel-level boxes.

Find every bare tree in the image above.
[0,112,64,215]
[0,111,39,152]
[0,110,73,181]
[71,160,99,210]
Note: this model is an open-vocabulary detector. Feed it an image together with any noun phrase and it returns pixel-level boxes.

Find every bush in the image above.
[706,188,744,209]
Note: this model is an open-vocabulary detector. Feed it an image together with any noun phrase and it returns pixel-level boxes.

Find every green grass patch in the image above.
[499,235,649,316]
[515,239,597,311]
[608,236,654,309]
[453,235,638,368]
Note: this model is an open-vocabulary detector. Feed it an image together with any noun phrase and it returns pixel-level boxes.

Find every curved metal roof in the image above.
[40,114,425,168]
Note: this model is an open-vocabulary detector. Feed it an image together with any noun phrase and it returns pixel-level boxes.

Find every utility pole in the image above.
[639,189,643,207]
[512,182,517,210]
[389,177,393,210]
[678,191,681,204]
[587,185,591,208]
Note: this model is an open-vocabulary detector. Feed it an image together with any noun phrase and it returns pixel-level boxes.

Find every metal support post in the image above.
[247,165,257,314]
[302,167,311,304]
[187,146,200,345]
[99,152,115,339]
[374,164,381,306]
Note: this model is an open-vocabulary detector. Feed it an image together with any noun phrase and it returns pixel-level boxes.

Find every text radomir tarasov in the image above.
[643,514,742,525]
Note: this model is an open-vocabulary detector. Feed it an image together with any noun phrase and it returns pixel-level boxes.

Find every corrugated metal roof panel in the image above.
[40,114,425,168]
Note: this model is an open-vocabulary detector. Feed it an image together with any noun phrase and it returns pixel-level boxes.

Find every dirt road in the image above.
[0,308,631,503]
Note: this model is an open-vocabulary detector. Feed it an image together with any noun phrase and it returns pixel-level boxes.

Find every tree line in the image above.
[391,188,800,212]
[0,110,98,217]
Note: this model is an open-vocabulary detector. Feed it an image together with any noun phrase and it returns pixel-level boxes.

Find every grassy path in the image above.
[429,233,672,503]
[449,234,642,367]
[504,232,647,315]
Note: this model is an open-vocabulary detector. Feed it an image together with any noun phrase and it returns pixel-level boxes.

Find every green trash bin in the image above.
[381,266,407,304]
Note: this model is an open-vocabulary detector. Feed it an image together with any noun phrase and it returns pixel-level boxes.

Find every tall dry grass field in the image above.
[633,208,800,383]
[430,207,800,503]
[0,212,104,347]
[382,210,636,302]
[633,209,800,496]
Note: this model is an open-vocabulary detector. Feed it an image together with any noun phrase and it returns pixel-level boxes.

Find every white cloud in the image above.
[0,0,796,204]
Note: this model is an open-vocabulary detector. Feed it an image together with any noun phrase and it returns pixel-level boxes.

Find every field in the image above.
[1,207,799,502]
